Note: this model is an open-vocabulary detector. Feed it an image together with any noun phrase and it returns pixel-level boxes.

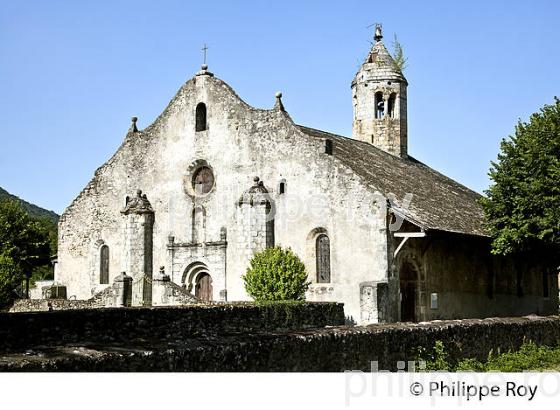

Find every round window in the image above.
[192,166,214,195]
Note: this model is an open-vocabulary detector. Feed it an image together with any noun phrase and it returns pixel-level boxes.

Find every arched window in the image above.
[266,214,275,248]
[387,93,396,118]
[278,179,286,195]
[316,234,331,283]
[100,245,109,284]
[374,92,384,119]
[195,103,207,131]
[192,206,206,243]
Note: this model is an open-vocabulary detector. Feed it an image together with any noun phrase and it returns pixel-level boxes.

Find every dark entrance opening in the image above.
[195,273,213,301]
[400,263,418,322]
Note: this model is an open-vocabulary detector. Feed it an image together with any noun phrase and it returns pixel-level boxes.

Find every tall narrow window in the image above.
[375,92,384,119]
[316,234,331,283]
[387,93,396,118]
[195,103,207,131]
[266,216,275,249]
[100,245,109,284]
[265,203,275,248]
[278,179,286,195]
[324,139,333,155]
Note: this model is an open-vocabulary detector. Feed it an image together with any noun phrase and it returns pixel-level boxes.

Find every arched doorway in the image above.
[400,262,418,322]
[195,272,213,301]
[182,261,213,301]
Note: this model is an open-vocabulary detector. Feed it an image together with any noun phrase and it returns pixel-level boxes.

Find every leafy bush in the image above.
[416,340,451,371]
[484,342,560,372]
[243,246,310,301]
[0,252,22,308]
[417,340,560,372]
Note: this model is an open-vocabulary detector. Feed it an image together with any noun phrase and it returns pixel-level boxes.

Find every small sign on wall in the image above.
[430,293,438,310]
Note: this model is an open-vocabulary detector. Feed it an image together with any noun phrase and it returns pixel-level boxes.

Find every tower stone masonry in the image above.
[121,190,155,306]
[352,24,408,157]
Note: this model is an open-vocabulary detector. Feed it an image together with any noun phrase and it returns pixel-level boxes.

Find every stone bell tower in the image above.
[352,24,408,158]
[121,189,154,306]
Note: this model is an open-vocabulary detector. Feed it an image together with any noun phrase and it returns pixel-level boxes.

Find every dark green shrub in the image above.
[243,246,310,301]
[416,340,451,371]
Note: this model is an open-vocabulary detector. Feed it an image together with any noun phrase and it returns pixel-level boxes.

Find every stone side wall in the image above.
[0,302,344,351]
[10,282,125,312]
[1,315,559,371]
[393,232,559,321]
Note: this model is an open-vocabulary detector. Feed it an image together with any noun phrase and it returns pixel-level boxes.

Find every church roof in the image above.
[297,125,487,237]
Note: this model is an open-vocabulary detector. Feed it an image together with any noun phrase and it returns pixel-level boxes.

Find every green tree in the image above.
[243,246,310,301]
[0,252,22,307]
[0,200,52,305]
[481,98,560,267]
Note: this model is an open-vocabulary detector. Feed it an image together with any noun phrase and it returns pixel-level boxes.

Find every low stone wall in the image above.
[10,276,199,312]
[10,299,98,312]
[0,302,345,352]
[1,315,559,371]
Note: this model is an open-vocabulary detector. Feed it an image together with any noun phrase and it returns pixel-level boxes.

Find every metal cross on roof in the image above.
[201,43,208,65]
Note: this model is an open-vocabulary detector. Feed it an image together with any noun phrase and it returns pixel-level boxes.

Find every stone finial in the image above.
[196,63,214,77]
[374,23,383,42]
[114,272,132,282]
[238,176,270,206]
[154,265,170,282]
[274,91,285,111]
[130,116,138,133]
[121,189,154,215]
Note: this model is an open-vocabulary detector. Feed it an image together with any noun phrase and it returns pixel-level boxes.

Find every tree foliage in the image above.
[0,252,22,308]
[0,186,59,223]
[243,246,310,301]
[0,199,53,306]
[481,98,560,266]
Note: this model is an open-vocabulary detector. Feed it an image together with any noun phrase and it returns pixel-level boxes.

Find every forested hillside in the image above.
[0,187,59,223]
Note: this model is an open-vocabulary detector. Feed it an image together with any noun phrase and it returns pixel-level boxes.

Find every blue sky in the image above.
[0,0,558,214]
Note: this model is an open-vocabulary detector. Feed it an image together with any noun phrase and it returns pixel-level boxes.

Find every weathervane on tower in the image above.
[374,23,383,42]
[366,22,383,42]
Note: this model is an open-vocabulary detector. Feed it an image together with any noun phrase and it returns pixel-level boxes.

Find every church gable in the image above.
[56,65,390,304]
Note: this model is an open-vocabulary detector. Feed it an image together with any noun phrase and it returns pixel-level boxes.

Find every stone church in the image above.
[53,25,558,324]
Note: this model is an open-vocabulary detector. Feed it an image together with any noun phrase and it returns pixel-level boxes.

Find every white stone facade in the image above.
[54,27,557,324]
[55,63,393,323]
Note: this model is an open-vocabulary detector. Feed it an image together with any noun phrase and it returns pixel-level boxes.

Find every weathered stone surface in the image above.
[56,69,389,322]
[51,27,558,324]
[0,302,345,352]
[0,314,558,372]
